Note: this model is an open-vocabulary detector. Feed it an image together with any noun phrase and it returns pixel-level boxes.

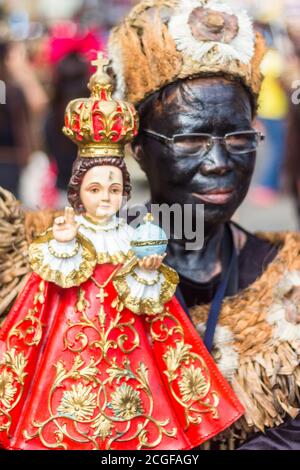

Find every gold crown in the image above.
[63,53,139,158]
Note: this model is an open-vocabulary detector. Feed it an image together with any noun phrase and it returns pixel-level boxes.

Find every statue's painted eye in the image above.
[111,187,122,194]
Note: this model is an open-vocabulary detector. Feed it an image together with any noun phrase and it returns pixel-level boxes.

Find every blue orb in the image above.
[131,218,168,259]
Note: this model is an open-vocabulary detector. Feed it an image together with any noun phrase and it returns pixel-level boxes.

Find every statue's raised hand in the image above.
[53,207,79,243]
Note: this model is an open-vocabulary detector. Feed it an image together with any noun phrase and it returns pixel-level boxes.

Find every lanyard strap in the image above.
[204,223,238,353]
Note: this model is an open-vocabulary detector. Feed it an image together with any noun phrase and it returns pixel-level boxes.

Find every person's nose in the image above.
[199,141,233,177]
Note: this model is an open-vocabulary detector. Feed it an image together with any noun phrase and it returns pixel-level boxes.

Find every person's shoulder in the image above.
[231,221,300,288]
[230,222,279,290]
[230,221,282,254]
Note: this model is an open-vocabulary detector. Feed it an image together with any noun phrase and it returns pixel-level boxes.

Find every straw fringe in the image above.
[250,32,267,97]
[0,190,58,320]
[0,188,29,320]
[191,231,300,448]
[110,4,182,104]
[25,210,59,244]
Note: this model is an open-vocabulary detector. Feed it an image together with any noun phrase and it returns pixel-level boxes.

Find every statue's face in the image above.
[134,78,255,228]
[80,165,123,222]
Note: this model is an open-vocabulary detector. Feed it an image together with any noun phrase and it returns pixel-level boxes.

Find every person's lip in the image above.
[192,188,235,204]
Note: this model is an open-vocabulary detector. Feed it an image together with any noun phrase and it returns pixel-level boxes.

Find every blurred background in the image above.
[0,0,300,232]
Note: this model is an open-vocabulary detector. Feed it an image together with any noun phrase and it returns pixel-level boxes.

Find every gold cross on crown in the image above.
[91,52,110,73]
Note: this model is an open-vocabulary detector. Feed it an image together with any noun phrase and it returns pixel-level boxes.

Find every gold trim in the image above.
[24,354,176,449]
[131,240,167,247]
[78,145,124,158]
[91,267,122,290]
[113,264,178,315]
[29,226,134,269]
[112,279,175,315]
[108,256,138,277]
[0,349,27,434]
[91,266,122,328]
[24,273,176,449]
[144,213,154,223]
[29,232,97,288]
[0,281,45,435]
[159,264,179,286]
[130,270,160,286]
[48,240,80,259]
[97,250,134,266]
[115,259,179,283]
[147,308,220,429]
[29,228,53,244]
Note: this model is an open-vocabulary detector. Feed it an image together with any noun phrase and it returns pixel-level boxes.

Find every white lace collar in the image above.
[76,214,125,232]
[76,214,135,265]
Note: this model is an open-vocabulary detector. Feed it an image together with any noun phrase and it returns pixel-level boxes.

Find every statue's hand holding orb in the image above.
[138,254,166,270]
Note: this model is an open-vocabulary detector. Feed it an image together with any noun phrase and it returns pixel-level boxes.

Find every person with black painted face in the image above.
[133,77,276,308]
[110,0,300,450]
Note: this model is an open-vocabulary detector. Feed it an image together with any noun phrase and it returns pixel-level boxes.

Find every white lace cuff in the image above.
[113,260,179,315]
[29,231,96,288]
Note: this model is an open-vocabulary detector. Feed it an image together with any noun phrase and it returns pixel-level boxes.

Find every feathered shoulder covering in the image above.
[191,231,300,449]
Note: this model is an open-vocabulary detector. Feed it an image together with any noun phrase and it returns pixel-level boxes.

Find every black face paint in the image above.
[135,78,255,236]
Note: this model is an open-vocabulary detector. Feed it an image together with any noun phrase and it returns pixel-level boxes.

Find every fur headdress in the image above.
[109,0,266,105]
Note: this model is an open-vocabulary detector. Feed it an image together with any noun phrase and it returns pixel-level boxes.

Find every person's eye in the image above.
[90,188,99,193]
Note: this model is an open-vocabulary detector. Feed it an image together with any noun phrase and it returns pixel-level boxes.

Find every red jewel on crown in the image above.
[63,53,139,158]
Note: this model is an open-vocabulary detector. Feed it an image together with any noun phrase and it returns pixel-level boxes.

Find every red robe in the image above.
[0,264,244,450]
